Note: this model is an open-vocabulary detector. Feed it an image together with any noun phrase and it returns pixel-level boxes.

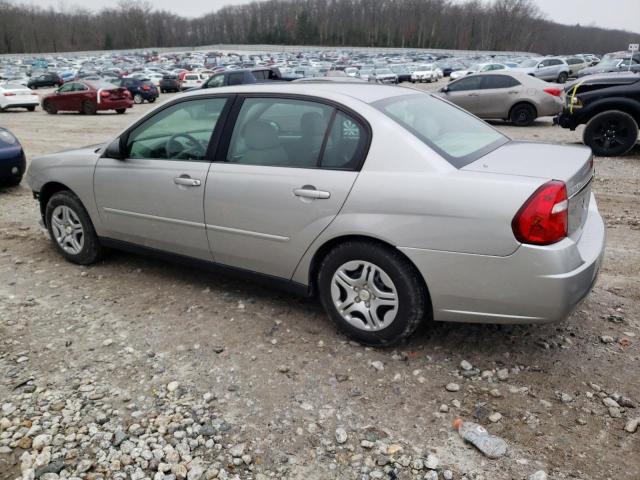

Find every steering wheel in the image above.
[165,133,205,159]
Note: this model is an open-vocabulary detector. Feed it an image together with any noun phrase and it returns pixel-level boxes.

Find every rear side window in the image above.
[481,75,520,89]
[228,72,245,85]
[224,97,368,170]
[373,93,508,168]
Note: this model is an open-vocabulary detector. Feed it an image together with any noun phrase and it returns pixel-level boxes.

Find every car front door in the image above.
[442,75,483,114]
[204,96,369,278]
[53,82,75,110]
[475,74,522,118]
[67,83,88,111]
[94,96,231,260]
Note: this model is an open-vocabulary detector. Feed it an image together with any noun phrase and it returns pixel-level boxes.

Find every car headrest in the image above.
[301,112,325,138]
[243,120,281,150]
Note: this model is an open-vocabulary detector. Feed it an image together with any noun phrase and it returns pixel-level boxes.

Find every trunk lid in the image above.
[463,141,594,238]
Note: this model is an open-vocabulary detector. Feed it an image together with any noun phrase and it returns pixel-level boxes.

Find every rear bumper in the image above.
[400,194,606,324]
[98,99,133,110]
[1,96,39,108]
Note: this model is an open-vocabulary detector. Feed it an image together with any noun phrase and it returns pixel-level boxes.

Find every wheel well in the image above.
[308,234,432,313]
[586,107,640,128]
[509,101,537,119]
[38,182,73,224]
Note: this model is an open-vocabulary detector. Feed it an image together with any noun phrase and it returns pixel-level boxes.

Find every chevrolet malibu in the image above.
[26,83,606,345]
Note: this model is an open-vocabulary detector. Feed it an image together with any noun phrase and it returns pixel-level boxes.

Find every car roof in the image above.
[178,82,422,104]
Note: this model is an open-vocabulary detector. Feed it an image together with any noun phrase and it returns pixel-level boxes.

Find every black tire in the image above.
[26,106,36,112]
[43,101,57,115]
[133,93,143,104]
[115,108,126,114]
[82,101,97,115]
[509,103,537,127]
[317,241,428,346]
[160,89,165,94]
[45,190,104,265]
[557,72,568,83]
[583,110,639,157]
[148,97,156,103]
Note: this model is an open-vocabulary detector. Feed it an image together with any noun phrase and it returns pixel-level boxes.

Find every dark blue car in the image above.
[0,127,26,186]
[113,78,159,104]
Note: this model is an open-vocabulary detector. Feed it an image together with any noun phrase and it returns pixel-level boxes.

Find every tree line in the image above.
[0,0,637,55]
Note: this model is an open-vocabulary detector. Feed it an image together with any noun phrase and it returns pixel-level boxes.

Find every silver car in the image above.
[26,84,605,346]
[437,71,564,126]
[515,57,571,83]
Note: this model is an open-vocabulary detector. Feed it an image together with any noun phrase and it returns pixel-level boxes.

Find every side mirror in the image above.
[440,86,449,93]
[537,64,544,68]
[103,137,125,160]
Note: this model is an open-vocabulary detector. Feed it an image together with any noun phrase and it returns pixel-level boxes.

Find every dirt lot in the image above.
[0,83,639,480]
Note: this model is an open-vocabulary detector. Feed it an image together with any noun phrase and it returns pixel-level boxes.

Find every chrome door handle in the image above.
[294,188,331,199]
[174,176,201,187]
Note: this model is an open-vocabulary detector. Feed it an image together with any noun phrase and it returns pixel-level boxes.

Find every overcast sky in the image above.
[27,0,640,34]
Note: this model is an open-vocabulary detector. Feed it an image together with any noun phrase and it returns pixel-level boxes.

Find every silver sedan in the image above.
[437,71,564,126]
[26,83,605,346]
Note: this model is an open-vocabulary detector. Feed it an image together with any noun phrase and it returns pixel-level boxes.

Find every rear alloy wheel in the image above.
[583,110,639,157]
[557,72,568,83]
[43,101,57,115]
[45,190,104,265]
[133,93,143,104]
[510,103,536,127]
[318,241,428,346]
[82,101,97,115]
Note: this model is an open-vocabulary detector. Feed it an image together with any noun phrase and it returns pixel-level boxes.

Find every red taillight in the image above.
[543,87,562,97]
[512,180,568,245]
[100,91,110,97]
[142,85,150,91]
[3,92,16,96]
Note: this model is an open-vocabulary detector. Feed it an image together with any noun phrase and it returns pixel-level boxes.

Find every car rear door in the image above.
[94,96,232,260]
[204,96,369,278]
[475,74,523,118]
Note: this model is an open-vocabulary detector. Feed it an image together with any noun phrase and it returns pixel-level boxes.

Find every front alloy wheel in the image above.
[45,190,104,265]
[50,205,84,255]
[583,110,638,157]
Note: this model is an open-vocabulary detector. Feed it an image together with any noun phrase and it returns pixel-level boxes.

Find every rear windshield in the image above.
[372,93,508,168]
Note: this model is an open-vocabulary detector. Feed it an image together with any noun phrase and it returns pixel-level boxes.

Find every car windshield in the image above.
[2,83,24,89]
[373,93,509,168]
[519,59,539,68]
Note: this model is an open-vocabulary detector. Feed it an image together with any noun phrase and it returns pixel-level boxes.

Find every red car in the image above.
[41,80,133,115]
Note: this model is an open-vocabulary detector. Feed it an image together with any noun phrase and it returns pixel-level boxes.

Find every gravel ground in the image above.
[0,83,639,480]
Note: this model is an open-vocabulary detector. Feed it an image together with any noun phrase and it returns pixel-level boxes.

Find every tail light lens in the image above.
[543,87,562,97]
[512,180,568,245]
[100,91,110,97]
[142,85,150,91]
[3,92,16,96]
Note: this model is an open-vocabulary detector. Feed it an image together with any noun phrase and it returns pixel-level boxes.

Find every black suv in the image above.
[556,73,640,156]
[27,73,63,89]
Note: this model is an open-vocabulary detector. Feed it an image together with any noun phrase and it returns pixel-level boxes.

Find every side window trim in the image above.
[118,94,235,163]
[213,93,372,172]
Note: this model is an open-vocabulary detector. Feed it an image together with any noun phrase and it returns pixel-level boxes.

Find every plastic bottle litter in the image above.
[453,418,507,458]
